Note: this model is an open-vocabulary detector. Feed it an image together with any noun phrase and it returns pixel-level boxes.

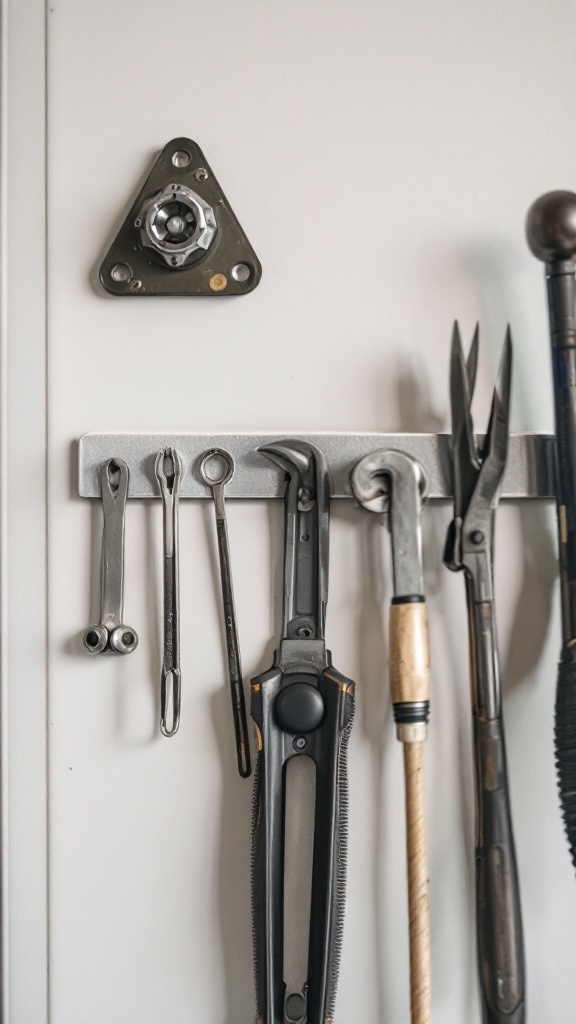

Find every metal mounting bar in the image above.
[78,433,555,500]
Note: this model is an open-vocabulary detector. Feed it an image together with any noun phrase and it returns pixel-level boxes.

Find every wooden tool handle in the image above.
[389,599,430,709]
[389,597,432,1024]
[404,740,432,1024]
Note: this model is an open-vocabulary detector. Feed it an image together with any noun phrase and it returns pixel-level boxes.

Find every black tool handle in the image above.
[467,596,525,1024]
[250,664,354,1024]
[526,191,576,643]
[474,716,525,1024]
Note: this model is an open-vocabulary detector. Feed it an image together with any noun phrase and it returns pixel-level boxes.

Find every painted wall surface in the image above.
[33,0,576,1021]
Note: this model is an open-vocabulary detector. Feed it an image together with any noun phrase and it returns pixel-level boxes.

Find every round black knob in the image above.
[275,682,325,735]
[526,190,576,263]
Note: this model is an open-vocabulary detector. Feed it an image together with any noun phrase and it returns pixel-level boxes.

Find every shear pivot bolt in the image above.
[470,530,484,545]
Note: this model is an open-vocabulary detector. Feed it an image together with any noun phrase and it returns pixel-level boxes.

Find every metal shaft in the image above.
[156,449,182,737]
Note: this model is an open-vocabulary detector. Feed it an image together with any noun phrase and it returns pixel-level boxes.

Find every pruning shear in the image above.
[443,323,525,1024]
[250,439,355,1024]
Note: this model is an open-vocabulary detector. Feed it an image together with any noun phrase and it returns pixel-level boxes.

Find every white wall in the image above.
[8,0,576,1021]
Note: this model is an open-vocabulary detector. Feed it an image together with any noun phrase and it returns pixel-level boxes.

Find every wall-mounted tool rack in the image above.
[78,432,555,500]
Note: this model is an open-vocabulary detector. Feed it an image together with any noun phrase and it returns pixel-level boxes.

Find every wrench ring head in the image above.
[199,448,235,487]
[82,624,108,655]
[109,625,139,655]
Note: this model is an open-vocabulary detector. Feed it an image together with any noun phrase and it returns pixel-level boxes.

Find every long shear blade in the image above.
[450,321,480,520]
[473,327,513,512]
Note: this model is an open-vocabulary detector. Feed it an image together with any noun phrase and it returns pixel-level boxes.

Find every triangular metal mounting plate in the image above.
[99,137,262,297]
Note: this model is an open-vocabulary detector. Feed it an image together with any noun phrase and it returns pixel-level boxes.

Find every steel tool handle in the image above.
[474,716,525,1024]
[250,665,354,1024]
[527,192,576,642]
[216,516,251,777]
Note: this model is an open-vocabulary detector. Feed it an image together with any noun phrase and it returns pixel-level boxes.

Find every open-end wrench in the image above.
[82,458,139,655]
[351,449,432,1024]
[155,447,183,737]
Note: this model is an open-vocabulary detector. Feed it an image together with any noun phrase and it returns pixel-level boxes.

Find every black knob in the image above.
[275,680,324,734]
[526,190,576,264]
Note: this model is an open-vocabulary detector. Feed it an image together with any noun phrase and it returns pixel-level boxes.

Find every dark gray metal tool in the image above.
[200,448,251,778]
[99,137,262,297]
[82,458,139,655]
[155,448,182,737]
[526,191,576,871]
[250,439,355,1024]
[351,450,431,1024]
[444,324,525,1024]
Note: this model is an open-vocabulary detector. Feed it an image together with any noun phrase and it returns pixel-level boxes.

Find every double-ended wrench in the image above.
[82,458,139,655]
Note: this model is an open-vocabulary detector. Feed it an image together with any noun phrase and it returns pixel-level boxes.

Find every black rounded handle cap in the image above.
[275,682,325,734]
[526,190,576,264]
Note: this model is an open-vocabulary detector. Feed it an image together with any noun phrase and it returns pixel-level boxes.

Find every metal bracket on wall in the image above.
[78,433,555,500]
[99,137,262,297]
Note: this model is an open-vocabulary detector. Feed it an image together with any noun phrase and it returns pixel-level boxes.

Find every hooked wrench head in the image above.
[258,439,330,641]
[351,449,429,598]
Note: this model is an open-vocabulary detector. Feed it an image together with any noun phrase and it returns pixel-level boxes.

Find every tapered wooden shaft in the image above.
[403,738,431,1024]
[389,599,432,1024]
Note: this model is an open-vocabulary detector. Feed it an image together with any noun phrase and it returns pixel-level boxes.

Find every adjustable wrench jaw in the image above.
[251,440,355,1024]
[258,440,329,641]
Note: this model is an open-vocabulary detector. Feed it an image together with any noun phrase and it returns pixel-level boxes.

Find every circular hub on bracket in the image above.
[137,183,217,269]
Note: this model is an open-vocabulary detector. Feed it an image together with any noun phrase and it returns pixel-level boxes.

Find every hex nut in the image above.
[137,184,217,269]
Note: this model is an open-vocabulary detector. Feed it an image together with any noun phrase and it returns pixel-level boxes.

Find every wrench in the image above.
[155,447,183,738]
[200,448,251,777]
[351,449,432,1024]
[82,458,139,656]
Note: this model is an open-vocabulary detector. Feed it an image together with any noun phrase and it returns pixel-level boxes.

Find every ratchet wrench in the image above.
[200,448,251,778]
[82,458,139,655]
[155,447,182,738]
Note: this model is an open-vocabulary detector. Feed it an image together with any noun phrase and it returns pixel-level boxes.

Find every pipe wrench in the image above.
[250,439,355,1024]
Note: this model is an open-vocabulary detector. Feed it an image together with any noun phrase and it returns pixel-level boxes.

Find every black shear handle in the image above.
[469,601,525,1024]
[475,717,525,1024]
[250,666,354,1024]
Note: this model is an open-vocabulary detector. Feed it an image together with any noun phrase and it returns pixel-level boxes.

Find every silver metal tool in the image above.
[155,447,183,738]
[352,450,432,1024]
[200,448,251,778]
[82,458,139,655]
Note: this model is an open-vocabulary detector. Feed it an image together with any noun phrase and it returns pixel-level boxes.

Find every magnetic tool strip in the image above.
[78,432,555,500]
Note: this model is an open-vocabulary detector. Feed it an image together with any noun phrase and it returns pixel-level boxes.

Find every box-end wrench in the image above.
[200,448,251,777]
[155,447,182,738]
[82,458,139,655]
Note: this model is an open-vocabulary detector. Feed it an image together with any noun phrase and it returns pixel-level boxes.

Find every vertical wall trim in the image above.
[3,0,49,1020]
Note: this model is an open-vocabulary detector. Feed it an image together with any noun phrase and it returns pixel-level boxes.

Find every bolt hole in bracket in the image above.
[78,433,556,500]
[99,137,262,297]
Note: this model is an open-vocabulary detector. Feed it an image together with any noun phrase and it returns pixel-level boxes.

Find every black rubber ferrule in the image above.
[391,594,425,605]
[393,700,430,725]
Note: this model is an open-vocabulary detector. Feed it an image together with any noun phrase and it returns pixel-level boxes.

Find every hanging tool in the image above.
[155,447,183,737]
[351,449,431,1024]
[250,439,355,1024]
[526,191,576,869]
[200,448,251,778]
[443,324,525,1024]
[82,458,139,655]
